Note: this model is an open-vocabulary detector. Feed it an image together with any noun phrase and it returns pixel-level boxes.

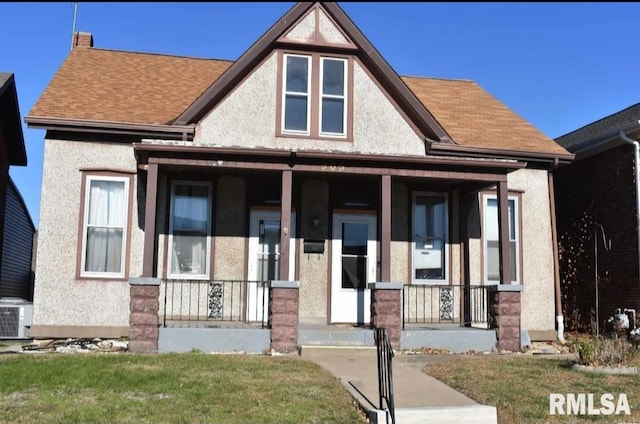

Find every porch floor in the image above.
[158,318,497,353]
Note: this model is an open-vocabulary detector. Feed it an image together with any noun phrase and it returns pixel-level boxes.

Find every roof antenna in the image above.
[70,2,79,51]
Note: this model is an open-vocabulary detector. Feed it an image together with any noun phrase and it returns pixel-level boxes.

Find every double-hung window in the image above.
[412,192,448,284]
[281,53,349,139]
[168,181,212,279]
[80,175,130,278]
[483,194,520,284]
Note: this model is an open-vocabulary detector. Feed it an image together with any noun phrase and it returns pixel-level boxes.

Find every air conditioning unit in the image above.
[0,298,33,339]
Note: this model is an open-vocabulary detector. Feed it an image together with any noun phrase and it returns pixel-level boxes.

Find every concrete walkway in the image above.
[300,346,498,424]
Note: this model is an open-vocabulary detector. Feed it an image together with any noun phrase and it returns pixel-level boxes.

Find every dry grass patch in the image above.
[423,355,640,423]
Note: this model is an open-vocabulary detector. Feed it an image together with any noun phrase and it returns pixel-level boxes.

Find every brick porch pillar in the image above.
[129,277,161,353]
[369,282,403,350]
[488,285,523,352]
[269,280,300,353]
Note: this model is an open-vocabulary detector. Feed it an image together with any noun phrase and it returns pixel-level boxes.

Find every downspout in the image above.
[548,158,565,343]
[620,128,640,287]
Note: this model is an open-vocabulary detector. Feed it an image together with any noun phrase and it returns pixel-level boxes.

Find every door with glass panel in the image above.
[247,210,296,322]
[331,214,377,324]
[412,193,448,283]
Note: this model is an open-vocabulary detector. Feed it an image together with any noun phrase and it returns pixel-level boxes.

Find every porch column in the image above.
[142,163,158,278]
[269,280,300,353]
[279,170,292,279]
[497,180,511,284]
[381,175,391,281]
[491,179,521,352]
[369,282,403,350]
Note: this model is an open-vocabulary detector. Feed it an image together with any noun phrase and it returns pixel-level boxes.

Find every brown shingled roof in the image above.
[28,47,568,156]
[29,48,232,125]
[402,76,569,155]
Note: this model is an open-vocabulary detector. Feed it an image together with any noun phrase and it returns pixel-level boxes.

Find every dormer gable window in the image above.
[278,51,352,140]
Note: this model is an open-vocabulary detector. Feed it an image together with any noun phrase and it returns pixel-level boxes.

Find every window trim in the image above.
[319,56,348,138]
[77,172,133,280]
[281,53,312,135]
[411,191,449,285]
[167,180,213,280]
[276,50,353,141]
[481,192,522,285]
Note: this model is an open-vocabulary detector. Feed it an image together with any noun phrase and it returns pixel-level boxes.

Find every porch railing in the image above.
[402,284,489,328]
[162,279,269,328]
[374,328,395,424]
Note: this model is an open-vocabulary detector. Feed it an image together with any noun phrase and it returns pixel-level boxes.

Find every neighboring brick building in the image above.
[554,103,640,333]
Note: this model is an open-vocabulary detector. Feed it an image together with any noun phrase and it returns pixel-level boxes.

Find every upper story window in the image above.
[279,52,350,140]
[79,174,132,279]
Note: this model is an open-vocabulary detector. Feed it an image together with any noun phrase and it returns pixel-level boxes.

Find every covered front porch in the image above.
[129,143,525,353]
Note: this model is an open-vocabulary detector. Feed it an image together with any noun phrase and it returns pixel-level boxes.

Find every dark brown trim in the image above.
[25,116,194,140]
[142,163,158,277]
[78,167,136,175]
[548,172,562,316]
[175,3,315,125]
[135,142,526,172]
[428,141,575,164]
[76,170,134,281]
[497,181,512,285]
[279,170,293,279]
[148,156,509,182]
[380,175,391,281]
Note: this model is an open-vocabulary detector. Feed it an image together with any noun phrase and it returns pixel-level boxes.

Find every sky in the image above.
[1,2,639,229]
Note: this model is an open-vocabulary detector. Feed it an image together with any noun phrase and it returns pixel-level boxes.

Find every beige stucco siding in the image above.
[195,54,424,156]
[466,168,555,331]
[33,139,141,331]
[298,179,329,318]
[509,169,555,332]
[213,176,247,280]
[391,182,409,283]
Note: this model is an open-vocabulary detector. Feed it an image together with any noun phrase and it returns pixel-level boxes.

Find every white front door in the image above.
[331,214,377,324]
[247,210,296,322]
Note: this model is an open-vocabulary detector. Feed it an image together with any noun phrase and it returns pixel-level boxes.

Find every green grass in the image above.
[0,352,366,424]
[423,355,640,423]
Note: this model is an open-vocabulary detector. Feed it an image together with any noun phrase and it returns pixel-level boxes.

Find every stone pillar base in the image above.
[488,285,522,352]
[129,278,161,353]
[369,282,403,350]
[269,281,300,353]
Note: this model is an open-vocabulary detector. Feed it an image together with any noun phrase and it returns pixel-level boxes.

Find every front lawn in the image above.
[423,355,640,423]
[0,352,366,424]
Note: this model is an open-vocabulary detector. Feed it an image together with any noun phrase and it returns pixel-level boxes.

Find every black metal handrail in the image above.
[374,328,395,424]
[402,284,489,328]
[162,279,269,328]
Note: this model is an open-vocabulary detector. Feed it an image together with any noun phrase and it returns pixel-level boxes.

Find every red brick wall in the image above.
[554,144,640,332]
[370,289,401,349]
[269,287,299,353]
[129,285,159,353]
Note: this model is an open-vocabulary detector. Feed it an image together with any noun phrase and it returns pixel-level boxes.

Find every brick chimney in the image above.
[72,32,93,49]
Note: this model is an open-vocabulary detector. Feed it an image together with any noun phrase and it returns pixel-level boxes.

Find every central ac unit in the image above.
[0,298,33,339]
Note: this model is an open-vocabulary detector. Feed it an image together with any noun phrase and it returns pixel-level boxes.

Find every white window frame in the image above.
[483,194,520,285]
[80,175,129,279]
[168,180,213,280]
[281,53,312,135]
[411,191,449,285]
[319,57,348,138]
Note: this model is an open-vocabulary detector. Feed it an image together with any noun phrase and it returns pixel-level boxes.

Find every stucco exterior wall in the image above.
[466,168,555,331]
[391,182,409,283]
[195,54,424,156]
[33,139,141,334]
[213,176,247,280]
[298,179,329,318]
